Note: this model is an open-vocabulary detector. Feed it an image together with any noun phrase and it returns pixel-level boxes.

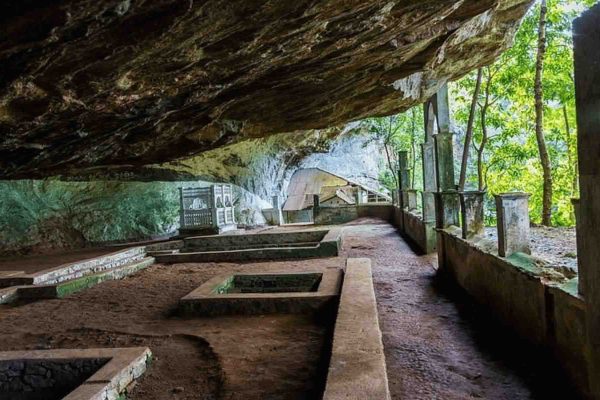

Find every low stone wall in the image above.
[183,230,328,251]
[0,358,107,395]
[0,347,151,400]
[390,207,436,254]
[154,228,342,263]
[438,227,591,398]
[179,270,342,316]
[315,205,358,225]
[315,204,393,225]
[324,258,390,400]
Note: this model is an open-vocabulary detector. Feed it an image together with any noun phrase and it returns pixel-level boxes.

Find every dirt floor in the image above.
[0,219,581,399]
[0,261,337,399]
[0,247,117,274]
[343,219,579,399]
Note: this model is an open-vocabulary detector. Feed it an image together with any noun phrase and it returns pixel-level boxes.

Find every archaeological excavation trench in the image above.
[1,1,600,399]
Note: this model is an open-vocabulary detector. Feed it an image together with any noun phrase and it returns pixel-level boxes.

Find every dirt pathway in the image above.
[342,219,577,400]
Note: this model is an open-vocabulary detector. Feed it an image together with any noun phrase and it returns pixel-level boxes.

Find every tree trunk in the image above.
[563,105,579,197]
[477,102,489,191]
[384,146,398,190]
[534,0,553,226]
[410,107,417,188]
[458,68,483,191]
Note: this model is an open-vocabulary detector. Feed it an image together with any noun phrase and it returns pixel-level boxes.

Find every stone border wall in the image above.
[0,347,151,400]
[323,258,390,400]
[437,227,591,397]
[314,204,393,225]
[391,207,436,254]
[153,228,342,263]
[179,270,342,316]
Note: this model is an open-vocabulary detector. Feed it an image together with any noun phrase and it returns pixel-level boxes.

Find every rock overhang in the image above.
[0,0,533,179]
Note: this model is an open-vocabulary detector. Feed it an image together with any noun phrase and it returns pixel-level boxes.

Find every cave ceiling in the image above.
[0,0,532,179]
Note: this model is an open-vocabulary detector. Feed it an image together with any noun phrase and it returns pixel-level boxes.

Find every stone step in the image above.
[30,246,147,286]
[0,287,19,304]
[16,257,155,301]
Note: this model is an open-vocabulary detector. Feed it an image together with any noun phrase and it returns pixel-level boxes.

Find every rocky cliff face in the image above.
[1,0,532,179]
[0,128,387,254]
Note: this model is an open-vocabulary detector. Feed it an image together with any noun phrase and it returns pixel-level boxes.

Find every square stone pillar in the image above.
[406,189,418,212]
[574,6,600,397]
[459,191,486,239]
[494,193,531,257]
[421,142,437,222]
[434,191,460,229]
[272,195,284,226]
[434,133,456,192]
[398,150,412,209]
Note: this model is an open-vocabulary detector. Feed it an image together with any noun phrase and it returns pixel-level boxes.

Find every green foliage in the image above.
[365,0,593,226]
[450,0,594,226]
[361,107,425,192]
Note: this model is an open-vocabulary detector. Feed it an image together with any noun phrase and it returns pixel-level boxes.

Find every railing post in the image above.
[398,150,411,209]
[494,192,531,257]
[432,86,459,230]
[406,189,418,212]
[434,191,460,229]
[459,191,486,239]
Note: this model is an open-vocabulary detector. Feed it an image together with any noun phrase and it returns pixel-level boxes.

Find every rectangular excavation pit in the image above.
[215,273,323,294]
[180,270,342,316]
[0,347,151,400]
[151,228,342,263]
[0,358,108,400]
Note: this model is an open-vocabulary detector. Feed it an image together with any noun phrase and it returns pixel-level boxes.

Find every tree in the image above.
[472,67,501,191]
[363,107,424,192]
[363,116,401,188]
[458,68,483,191]
[534,0,553,226]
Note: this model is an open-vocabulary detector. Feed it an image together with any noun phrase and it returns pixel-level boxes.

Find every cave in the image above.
[1,1,600,400]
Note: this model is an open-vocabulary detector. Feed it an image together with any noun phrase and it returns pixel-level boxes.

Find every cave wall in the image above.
[0,180,265,255]
[0,127,387,254]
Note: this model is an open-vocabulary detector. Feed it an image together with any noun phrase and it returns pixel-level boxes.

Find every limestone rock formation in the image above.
[0,0,532,178]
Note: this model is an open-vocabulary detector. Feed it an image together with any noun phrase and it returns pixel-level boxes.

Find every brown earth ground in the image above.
[0,218,579,399]
[0,247,117,274]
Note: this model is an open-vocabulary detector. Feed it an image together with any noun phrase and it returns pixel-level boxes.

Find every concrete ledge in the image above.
[180,269,342,316]
[0,247,147,288]
[324,258,390,400]
[0,347,151,400]
[7,257,155,303]
[314,204,393,225]
[154,228,342,263]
